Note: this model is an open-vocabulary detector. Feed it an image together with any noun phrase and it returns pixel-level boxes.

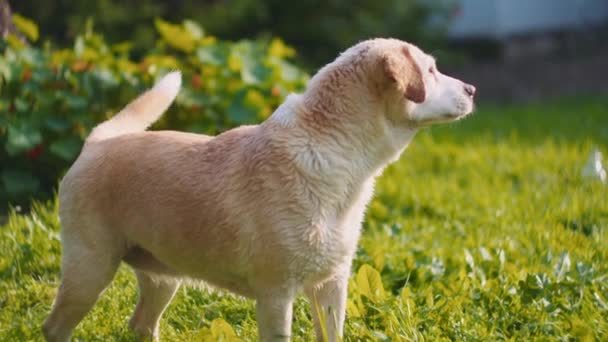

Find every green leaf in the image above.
[74,36,85,57]
[183,20,204,39]
[277,60,301,82]
[36,92,55,108]
[464,248,475,270]
[92,68,119,88]
[177,87,209,107]
[14,98,29,112]
[1,169,40,194]
[12,14,39,42]
[210,318,237,338]
[64,94,88,110]
[44,117,71,133]
[196,46,226,66]
[6,63,24,83]
[6,124,42,155]
[0,57,10,80]
[6,34,25,50]
[241,59,271,85]
[49,137,81,161]
[155,18,195,53]
[554,252,571,281]
[372,331,390,341]
[196,318,240,342]
[356,264,385,302]
[227,89,257,124]
[111,42,133,54]
[20,48,46,67]
[346,298,361,318]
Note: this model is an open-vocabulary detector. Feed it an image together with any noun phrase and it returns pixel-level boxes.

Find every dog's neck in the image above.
[266,92,418,197]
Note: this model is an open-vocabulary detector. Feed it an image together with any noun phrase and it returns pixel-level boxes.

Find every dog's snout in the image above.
[464,84,476,98]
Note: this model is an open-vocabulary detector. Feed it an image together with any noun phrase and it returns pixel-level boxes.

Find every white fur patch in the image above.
[155,71,182,100]
[268,94,301,128]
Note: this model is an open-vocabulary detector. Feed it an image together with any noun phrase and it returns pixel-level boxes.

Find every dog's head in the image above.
[364,39,475,126]
[298,38,475,132]
[272,39,476,173]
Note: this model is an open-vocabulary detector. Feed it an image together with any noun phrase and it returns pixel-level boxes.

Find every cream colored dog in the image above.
[43,38,475,342]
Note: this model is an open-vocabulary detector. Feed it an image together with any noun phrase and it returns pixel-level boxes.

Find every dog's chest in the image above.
[294,178,376,282]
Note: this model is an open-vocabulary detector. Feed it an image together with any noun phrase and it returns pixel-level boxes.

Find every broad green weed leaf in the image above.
[356,264,385,302]
[209,318,238,341]
[371,249,385,271]
[346,298,361,318]
[369,200,388,220]
[423,287,434,308]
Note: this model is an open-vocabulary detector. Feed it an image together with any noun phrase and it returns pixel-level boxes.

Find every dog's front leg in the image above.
[256,288,295,342]
[306,272,348,342]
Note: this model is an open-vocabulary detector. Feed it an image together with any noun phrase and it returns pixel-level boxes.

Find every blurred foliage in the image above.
[10,0,450,66]
[0,16,307,207]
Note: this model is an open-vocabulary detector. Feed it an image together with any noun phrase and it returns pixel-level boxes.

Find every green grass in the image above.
[1,96,607,341]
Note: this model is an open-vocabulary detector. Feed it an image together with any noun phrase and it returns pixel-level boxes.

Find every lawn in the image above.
[1,96,607,341]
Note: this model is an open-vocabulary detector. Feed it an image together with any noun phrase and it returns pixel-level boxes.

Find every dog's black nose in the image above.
[464,84,476,97]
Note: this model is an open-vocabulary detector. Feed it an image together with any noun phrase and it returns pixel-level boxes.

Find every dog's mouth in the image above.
[454,107,475,120]
[424,106,475,125]
[407,95,475,127]
[441,102,475,121]
[451,99,475,120]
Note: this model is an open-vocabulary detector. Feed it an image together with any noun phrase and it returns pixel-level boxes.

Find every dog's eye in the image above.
[428,66,435,74]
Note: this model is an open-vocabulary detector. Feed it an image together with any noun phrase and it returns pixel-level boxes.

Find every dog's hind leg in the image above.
[129,270,181,341]
[42,233,121,342]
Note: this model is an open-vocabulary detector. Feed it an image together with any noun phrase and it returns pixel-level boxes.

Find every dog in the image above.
[43,38,475,342]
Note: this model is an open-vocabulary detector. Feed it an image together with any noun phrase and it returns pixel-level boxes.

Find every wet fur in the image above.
[43,38,475,342]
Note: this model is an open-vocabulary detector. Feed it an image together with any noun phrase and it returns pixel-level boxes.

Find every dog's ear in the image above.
[382,46,426,103]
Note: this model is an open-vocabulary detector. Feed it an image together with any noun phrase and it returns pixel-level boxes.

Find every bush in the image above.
[191,0,450,66]
[0,17,308,207]
[11,0,450,66]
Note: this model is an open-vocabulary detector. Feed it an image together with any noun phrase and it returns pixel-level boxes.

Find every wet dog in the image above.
[43,38,475,342]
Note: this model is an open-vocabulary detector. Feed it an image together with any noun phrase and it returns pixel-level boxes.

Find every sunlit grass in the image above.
[1,96,607,340]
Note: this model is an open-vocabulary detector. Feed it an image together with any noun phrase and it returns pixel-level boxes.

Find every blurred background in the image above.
[1,0,607,210]
[6,0,608,97]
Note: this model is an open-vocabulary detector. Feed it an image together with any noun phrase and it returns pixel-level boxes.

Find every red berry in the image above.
[26,144,44,160]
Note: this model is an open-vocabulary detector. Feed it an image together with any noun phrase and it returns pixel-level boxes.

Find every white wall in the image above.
[445,0,608,40]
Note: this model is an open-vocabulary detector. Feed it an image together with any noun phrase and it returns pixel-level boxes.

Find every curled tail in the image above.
[87,71,181,141]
